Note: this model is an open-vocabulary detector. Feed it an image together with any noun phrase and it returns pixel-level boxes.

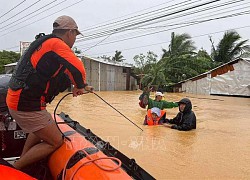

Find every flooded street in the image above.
[47,91,250,179]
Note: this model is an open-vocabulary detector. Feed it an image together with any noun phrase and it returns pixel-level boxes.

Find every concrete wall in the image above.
[3,57,137,91]
[4,66,15,74]
[83,57,136,91]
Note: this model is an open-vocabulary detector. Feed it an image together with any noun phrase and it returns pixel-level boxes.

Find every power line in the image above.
[129,0,246,30]
[76,0,235,42]
[0,0,86,37]
[79,10,250,49]
[87,25,250,57]
[82,0,194,33]
[1,0,249,53]
[0,0,69,32]
[77,0,247,46]
[3,21,250,54]
[81,0,177,31]
[135,1,250,30]
[82,0,242,40]
[0,0,177,34]
[0,0,242,40]
[0,0,27,19]
[0,0,42,25]
[4,23,250,53]
[78,0,202,40]
[83,33,114,52]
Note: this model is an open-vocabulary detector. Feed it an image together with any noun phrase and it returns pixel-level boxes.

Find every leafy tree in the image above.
[141,62,166,87]
[0,50,20,74]
[160,33,217,83]
[161,32,198,83]
[133,51,159,88]
[210,30,250,63]
[133,51,158,74]
[112,50,124,62]
[99,55,111,61]
[195,48,217,72]
[162,32,196,58]
[73,46,81,55]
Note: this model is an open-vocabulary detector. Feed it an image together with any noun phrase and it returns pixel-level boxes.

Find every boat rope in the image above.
[54,91,143,139]
[53,92,89,141]
[62,149,122,180]
[93,92,143,131]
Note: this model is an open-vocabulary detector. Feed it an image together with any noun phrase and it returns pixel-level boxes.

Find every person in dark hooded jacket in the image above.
[165,98,196,131]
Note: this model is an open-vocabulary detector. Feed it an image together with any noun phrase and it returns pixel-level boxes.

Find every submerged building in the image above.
[171,58,250,97]
[81,56,137,91]
[4,56,138,91]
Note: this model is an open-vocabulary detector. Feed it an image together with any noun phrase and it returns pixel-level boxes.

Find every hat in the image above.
[53,15,82,36]
[151,107,161,117]
[155,91,164,97]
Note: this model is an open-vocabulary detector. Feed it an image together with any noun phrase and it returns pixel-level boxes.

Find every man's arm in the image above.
[139,87,152,108]
[72,86,94,97]
[52,39,88,89]
[167,114,179,124]
[162,101,178,109]
[171,112,196,131]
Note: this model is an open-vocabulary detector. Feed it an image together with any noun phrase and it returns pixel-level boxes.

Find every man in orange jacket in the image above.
[7,15,93,170]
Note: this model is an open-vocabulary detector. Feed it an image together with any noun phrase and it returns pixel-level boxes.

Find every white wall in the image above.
[181,60,250,96]
[210,60,250,96]
[196,77,210,95]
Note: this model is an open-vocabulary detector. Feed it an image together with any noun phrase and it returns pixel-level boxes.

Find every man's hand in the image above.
[85,85,94,92]
[171,124,178,129]
[162,123,172,128]
[143,86,153,93]
[72,87,85,97]
[72,86,94,97]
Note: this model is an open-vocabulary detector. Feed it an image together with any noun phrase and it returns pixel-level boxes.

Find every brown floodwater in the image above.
[47,91,250,179]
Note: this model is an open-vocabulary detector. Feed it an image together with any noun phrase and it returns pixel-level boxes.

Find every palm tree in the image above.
[112,50,124,62]
[162,32,196,58]
[141,61,166,87]
[210,30,250,63]
[161,32,197,83]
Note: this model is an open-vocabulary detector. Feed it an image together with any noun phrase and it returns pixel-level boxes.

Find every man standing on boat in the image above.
[6,15,93,170]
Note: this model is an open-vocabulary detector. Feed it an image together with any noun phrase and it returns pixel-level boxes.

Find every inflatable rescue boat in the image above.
[0,74,155,180]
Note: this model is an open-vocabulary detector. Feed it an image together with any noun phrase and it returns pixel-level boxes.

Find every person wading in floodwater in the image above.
[139,87,178,125]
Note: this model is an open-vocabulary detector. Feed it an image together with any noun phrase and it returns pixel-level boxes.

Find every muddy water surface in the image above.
[47,91,250,179]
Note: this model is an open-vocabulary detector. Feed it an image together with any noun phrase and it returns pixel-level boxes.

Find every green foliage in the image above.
[162,32,196,58]
[133,30,250,88]
[99,55,111,61]
[141,62,166,87]
[133,51,158,73]
[134,51,160,87]
[73,46,81,55]
[210,30,250,63]
[112,50,124,62]
[134,32,217,87]
[0,50,20,74]
[161,32,203,83]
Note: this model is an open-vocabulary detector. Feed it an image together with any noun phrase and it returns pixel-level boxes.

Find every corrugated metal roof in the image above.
[170,57,249,86]
[4,55,134,68]
[4,62,17,67]
[81,55,133,68]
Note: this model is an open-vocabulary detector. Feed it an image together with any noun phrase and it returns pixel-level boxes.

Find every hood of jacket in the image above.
[177,98,192,113]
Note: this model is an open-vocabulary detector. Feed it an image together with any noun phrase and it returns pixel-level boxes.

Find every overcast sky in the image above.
[0,0,250,64]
